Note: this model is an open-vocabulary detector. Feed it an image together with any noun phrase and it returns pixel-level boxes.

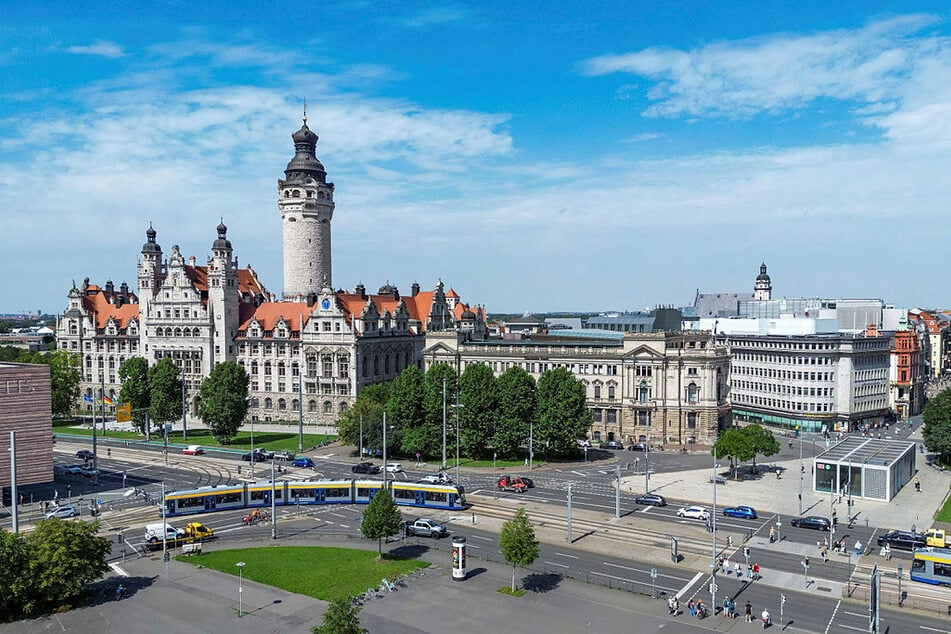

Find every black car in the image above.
[627,443,648,452]
[76,450,95,461]
[634,493,667,506]
[242,450,267,462]
[877,530,926,551]
[600,441,624,450]
[519,476,535,488]
[790,516,831,531]
[351,462,381,474]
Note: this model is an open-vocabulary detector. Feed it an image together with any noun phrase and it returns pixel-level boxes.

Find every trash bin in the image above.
[452,537,467,581]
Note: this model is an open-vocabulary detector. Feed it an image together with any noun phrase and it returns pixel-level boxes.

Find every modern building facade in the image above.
[0,363,53,495]
[814,437,916,502]
[423,330,731,446]
[57,118,486,425]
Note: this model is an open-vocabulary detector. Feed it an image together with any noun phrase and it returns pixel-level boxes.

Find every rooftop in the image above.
[816,436,915,467]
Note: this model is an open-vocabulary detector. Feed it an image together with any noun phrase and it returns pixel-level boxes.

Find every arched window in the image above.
[251,361,258,374]
[292,399,300,412]
[264,362,272,376]
[638,381,649,403]
[308,400,318,413]
[687,383,699,403]
[250,397,259,408]
[323,400,332,414]
[608,385,616,399]
[264,398,273,410]
[594,384,601,399]
[339,402,348,412]
[278,398,287,411]
[174,328,182,337]
[193,328,200,337]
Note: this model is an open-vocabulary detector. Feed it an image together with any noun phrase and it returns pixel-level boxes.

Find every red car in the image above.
[182,445,205,456]
[496,476,528,493]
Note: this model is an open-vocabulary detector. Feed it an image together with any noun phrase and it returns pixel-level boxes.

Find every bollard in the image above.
[471,513,475,524]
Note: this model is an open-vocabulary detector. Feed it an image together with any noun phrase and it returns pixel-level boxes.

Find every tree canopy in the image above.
[312,596,367,634]
[337,383,389,451]
[458,363,498,460]
[118,357,150,434]
[713,424,780,474]
[47,349,82,420]
[494,367,536,459]
[387,366,424,458]
[148,358,182,427]
[535,367,590,459]
[360,489,403,556]
[422,364,458,465]
[924,388,951,464]
[499,507,540,591]
[197,361,250,444]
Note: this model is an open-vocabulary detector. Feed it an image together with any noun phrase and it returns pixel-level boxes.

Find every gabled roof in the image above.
[183,266,267,300]
[81,288,139,330]
[239,303,308,332]
[694,292,754,318]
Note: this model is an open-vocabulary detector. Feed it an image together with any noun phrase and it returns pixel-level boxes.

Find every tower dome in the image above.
[141,224,162,254]
[754,263,772,300]
[284,112,326,183]
[756,262,770,282]
[213,221,232,250]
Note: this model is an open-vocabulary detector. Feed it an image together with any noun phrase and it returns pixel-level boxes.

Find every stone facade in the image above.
[423,330,731,446]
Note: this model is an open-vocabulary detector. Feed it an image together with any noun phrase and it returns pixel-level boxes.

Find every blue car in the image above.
[292,456,316,468]
[722,506,757,519]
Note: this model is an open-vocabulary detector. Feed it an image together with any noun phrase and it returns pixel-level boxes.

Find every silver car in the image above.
[45,505,78,519]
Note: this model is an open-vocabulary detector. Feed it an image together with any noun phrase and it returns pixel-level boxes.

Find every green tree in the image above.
[387,366,425,459]
[499,507,539,592]
[535,367,589,459]
[924,388,951,464]
[495,367,536,459]
[337,384,389,452]
[311,596,367,634]
[743,423,780,473]
[118,357,150,434]
[197,361,250,444]
[360,489,403,556]
[47,349,81,419]
[712,428,754,479]
[0,529,31,621]
[148,358,182,430]
[458,363,498,460]
[423,364,459,465]
[26,519,110,615]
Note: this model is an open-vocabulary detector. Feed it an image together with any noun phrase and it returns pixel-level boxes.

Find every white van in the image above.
[144,523,185,543]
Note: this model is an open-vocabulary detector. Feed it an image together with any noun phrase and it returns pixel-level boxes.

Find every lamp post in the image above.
[297,368,304,455]
[181,380,187,442]
[898,563,904,606]
[250,417,255,479]
[442,378,447,470]
[529,419,534,471]
[450,401,464,484]
[359,414,364,460]
[799,428,804,515]
[235,561,246,617]
[382,411,388,489]
[710,449,718,616]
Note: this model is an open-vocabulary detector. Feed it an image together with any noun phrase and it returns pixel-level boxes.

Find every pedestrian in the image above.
[769,526,777,543]
[817,539,822,551]
[728,599,737,619]
[855,540,863,555]
[688,599,696,617]
[722,559,730,575]
[823,537,829,549]
[885,544,892,561]
[914,477,921,493]
[53,490,59,502]
[753,563,761,580]
[735,561,742,578]
[744,600,753,623]
[821,546,829,563]
[747,565,754,580]
[761,608,771,629]
[722,597,730,617]
[668,596,676,615]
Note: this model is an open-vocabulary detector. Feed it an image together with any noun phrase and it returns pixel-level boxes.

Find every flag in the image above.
[103,395,115,406]
[82,394,94,403]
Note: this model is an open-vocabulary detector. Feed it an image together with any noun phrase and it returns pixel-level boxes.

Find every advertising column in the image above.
[452,536,467,580]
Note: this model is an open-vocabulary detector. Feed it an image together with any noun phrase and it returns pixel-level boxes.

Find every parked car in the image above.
[351,462,381,474]
[877,530,926,551]
[518,476,535,488]
[62,464,84,475]
[405,518,448,539]
[722,505,758,519]
[76,450,95,461]
[384,463,403,473]
[242,449,267,462]
[634,493,667,507]
[292,456,316,469]
[182,445,205,456]
[272,450,296,461]
[45,505,78,519]
[627,443,648,452]
[790,516,831,531]
[677,505,710,521]
[79,466,101,478]
[600,441,624,450]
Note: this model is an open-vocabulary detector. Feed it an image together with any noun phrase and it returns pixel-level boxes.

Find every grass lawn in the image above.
[177,546,427,600]
[53,425,335,452]
[936,494,951,523]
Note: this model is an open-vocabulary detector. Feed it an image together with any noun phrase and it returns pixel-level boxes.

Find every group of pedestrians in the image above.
[717,557,761,581]
[669,597,770,626]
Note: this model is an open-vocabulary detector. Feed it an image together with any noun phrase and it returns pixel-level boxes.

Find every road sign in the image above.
[650,568,657,579]
[116,402,132,422]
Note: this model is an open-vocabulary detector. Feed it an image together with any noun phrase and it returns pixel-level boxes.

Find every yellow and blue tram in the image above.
[163,479,467,517]
[911,547,951,586]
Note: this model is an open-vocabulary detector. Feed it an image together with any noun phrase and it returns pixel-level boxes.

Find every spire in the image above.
[285,110,325,183]
[141,222,161,254]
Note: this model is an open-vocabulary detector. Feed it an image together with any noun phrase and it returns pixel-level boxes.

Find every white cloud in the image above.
[65,41,126,58]
[581,14,940,118]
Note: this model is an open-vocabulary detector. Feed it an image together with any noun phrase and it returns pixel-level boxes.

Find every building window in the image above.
[264,398,273,410]
[606,410,617,424]
[638,411,650,426]
[687,412,697,429]
[594,385,601,399]
[323,400,333,414]
[687,383,699,403]
[592,409,603,422]
[638,382,650,403]
[322,355,333,378]
[308,400,317,413]
[608,385,616,399]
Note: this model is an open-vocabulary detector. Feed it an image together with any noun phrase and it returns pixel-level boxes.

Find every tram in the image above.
[163,478,467,517]
[910,547,951,586]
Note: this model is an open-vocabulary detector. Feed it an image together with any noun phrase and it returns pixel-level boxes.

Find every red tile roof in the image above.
[82,289,139,330]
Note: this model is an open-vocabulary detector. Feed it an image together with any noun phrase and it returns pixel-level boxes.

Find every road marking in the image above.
[676,572,703,599]
[545,561,570,568]
[639,506,653,514]
[836,626,867,632]
[842,611,866,618]
[469,534,493,541]
[555,552,579,559]
[570,470,586,476]
[590,571,634,583]
[823,599,841,634]
[108,563,129,577]
[920,627,951,633]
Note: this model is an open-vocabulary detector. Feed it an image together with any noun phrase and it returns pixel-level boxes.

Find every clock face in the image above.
[321,298,331,310]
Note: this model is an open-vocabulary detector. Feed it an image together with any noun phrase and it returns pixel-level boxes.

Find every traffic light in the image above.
[744,547,751,558]
[804,557,809,567]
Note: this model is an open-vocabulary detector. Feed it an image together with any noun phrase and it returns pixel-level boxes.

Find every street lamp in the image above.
[442,378,447,470]
[297,367,304,455]
[235,561,246,617]
[529,419,534,471]
[710,449,718,615]
[450,403,464,484]
[798,428,804,515]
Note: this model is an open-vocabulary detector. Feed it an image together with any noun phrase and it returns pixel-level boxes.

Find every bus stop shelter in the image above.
[813,437,916,502]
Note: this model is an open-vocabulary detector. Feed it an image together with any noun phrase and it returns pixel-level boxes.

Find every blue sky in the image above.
[3,2,951,314]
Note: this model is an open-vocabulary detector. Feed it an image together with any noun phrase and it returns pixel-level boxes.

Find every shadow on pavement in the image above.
[522,572,562,593]
[388,544,432,559]
[82,574,157,607]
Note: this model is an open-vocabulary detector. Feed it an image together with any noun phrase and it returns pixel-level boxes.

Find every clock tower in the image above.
[279,110,335,299]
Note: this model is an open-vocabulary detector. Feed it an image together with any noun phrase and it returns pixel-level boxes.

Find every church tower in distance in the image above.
[754,262,772,301]
[279,109,335,299]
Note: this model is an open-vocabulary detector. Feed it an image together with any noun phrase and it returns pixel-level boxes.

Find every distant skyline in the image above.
[2,2,950,314]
